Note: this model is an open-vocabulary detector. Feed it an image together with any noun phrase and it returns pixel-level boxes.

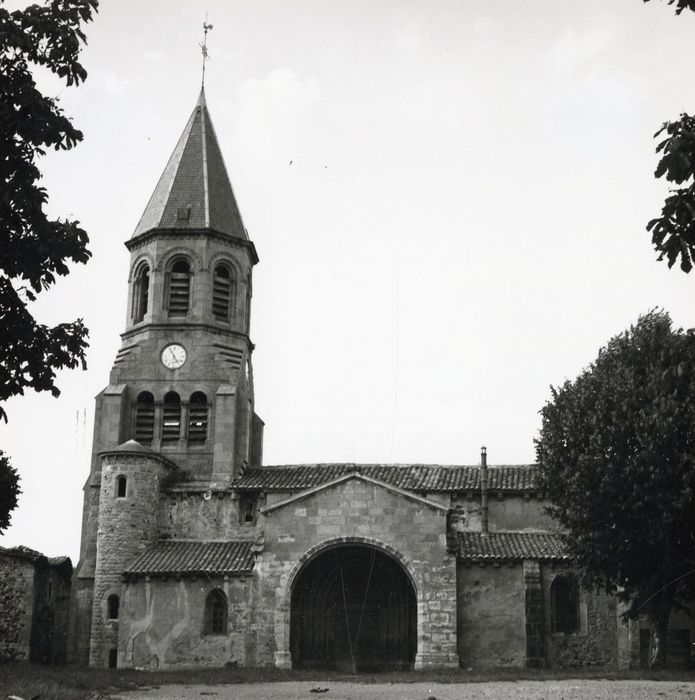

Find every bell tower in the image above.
[114,88,263,481]
[71,90,264,664]
[98,88,262,482]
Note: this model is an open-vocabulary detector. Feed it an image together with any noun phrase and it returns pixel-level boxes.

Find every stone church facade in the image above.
[70,91,693,671]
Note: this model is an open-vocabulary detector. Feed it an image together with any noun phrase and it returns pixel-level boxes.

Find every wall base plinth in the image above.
[414,651,459,669]
[274,651,292,669]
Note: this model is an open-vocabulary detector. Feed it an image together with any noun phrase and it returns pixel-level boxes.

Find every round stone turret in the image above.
[89,441,176,667]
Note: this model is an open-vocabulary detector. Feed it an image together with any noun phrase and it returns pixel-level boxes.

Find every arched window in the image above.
[212,264,235,321]
[132,263,150,323]
[134,391,155,445]
[167,260,191,316]
[115,475,127,498]
[204,589,228,635]
[107,594,119,620]
[188,391,208,444]
[551,574,580,634]
[162,391,181,443]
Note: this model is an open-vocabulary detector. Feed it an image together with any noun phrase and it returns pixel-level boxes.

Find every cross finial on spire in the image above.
[200,14,213,88]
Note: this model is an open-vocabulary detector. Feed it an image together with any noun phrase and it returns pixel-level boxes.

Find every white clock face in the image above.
[161,343,187,369]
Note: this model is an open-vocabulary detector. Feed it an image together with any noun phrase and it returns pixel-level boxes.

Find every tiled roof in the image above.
[133,89,247,240]
[232,464,537,493]
[124,540,255,578]
[456,532,570,563]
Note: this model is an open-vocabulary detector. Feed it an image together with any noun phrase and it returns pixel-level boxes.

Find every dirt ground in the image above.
[111,679,695,700]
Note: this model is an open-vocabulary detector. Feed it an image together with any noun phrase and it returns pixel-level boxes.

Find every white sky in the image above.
[1,0,694,561]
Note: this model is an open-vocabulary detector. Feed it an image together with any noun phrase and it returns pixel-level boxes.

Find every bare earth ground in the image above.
[112,680,695,700]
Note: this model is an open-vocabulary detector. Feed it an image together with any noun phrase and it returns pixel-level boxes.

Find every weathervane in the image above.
[200,14,213,87]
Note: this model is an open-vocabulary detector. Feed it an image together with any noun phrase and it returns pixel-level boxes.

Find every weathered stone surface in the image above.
[0,547,72,663]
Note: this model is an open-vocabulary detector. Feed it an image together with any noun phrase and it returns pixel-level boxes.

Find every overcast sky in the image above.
[1,0,694,561]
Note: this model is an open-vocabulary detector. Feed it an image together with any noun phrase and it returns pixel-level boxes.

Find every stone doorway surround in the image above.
[272,535,458,670]
[289,541,417,671]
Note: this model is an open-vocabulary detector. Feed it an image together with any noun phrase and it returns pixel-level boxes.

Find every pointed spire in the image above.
[132,91,247,240]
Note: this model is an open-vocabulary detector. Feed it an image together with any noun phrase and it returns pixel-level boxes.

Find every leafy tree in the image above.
[0,0,98,528]
[641,1,695,270]
[0,451,20,534]
[536,310,695,668]
[643,0,695,13]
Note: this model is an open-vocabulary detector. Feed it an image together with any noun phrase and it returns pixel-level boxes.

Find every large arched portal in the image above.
[290,544,416,672]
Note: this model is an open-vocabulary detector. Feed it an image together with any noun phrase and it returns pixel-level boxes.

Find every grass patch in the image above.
[1,663,694,700]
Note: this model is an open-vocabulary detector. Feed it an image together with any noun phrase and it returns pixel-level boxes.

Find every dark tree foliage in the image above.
[536,311,695,668]
[0,0,98,424]
[643,0,695,14]
[0,451,20,533]
[641,1,695,270]
[647,114,695,272]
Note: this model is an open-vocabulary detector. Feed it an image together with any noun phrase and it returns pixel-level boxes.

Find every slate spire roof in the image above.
[132,89,247,240]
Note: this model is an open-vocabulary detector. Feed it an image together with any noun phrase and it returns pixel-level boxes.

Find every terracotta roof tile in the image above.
[124,540,254,578]
[456,532,569,563]
[233,464,537,493]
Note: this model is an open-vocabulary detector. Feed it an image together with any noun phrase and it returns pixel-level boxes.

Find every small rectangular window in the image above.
[177,207,191,221]
[239,493,257,524]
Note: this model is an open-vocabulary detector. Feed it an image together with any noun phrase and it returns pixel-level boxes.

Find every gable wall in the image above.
[253,477,458,669]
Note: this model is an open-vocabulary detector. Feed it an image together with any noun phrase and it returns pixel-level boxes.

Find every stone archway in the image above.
[290,543,417,672]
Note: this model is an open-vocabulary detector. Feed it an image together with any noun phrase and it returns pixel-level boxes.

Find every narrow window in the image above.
[115,475,127,498]
[239,493,257,524]
[551,574,580,634]
[212,265,235,320]
[132,264,150,323]
[188,391,208,444]
[167,260,191,316]
[162,392,181,442]
[134,391,155,445]
[107,594,119,620]
[108,648,118,668]
[204,589,228,635]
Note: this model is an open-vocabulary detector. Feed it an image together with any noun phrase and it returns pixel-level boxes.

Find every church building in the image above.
[69,91,693,672]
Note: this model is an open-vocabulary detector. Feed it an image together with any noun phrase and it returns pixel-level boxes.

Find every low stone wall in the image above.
[0,553,35,660]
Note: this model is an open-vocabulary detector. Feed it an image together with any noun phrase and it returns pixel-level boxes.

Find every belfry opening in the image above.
[290,544,417,672]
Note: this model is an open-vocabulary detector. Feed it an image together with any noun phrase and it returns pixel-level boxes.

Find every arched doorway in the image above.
[290,543,416,672]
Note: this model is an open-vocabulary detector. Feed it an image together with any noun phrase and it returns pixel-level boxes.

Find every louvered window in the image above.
[212,265,234,320]
[188,391,208,444]
[167,260,190,316]
[162,391,181,443]
[132,264,150,323]
[134,392,155,445]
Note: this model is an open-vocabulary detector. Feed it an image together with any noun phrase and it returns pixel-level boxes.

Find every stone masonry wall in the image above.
[0,553,35,660]
[253,476,458,669]
[159,491,260,540]
[542,564,618,668]
[90,451,172,667]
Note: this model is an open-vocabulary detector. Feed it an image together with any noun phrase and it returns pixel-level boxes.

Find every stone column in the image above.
[414,554,459,669]
[523,560,545,668]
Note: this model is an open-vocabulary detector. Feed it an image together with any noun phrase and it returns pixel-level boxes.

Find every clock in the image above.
[161,343,187,369]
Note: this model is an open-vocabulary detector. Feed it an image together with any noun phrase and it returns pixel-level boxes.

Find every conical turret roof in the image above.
[132,89,247,240]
